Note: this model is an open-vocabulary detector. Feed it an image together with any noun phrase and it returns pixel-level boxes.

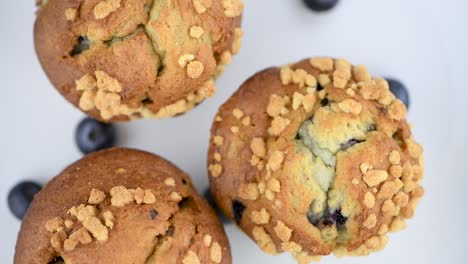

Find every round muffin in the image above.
[15,148,231,264]
[207,57,424,262]
[34,0,244,122]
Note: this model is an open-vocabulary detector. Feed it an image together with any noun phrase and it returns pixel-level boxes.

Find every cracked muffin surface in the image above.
[15,148,231,264]
[34,0,243,122]
[207,57,424,262]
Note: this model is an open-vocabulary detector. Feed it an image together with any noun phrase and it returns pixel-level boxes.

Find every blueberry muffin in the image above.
[207,57,424,262]
[34,0,244,122]
[15,148,231,264]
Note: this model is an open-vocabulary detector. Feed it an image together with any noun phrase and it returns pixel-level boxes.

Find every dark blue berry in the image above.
[75,117,116,154]
[341,138,364,150]
[148,209,159,220]
[320,98,329,106]
[329,209,347,226]
[203,188,230,224]
[232,200,246,224]
[49,257,64,264]
[70,36,90,56]
[317,83,324,91]
[7,181,41,220]
[307,210,323,226]
[303,0,339,12]
[387,78,410,109]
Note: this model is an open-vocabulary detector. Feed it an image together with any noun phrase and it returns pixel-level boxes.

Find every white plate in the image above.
[1,0,467,263]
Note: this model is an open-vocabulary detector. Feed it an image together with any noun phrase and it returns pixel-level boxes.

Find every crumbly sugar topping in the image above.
[210,242,223,263]
[222,0,244,17]
[94,0,122,20]
[65,8,77,21]
[45,184,184,253]
[274,221,292,242]
[189,26,204,38]
[183,250,201,264]
[192,0,212,14]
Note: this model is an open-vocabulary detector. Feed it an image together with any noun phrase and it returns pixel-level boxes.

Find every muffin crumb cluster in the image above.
[44,180,186,253]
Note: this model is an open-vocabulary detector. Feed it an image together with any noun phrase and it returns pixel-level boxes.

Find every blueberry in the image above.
[386,78,410,109]
[303,0,339,12]
[232,200,246,224]
[329,209,347,226]
[70,36,90,56]
[341,138,364,150]
[317,83,324,91]
[75,117,116,154]
[148,209,159,220]
[49,257,64,264]
[307,210,323,226]
[203,188,230,224]
[320,98,329,107]
[7,181,42,220]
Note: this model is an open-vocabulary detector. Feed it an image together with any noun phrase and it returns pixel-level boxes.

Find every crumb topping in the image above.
[363,170,389,187]
[44,183,185,253]
[363,192,375,208]
[65,8,77,21]
[252,226,277,254]
[209,164,223,177]
[353,65,371,82]
[164,177,176,187]
[251,208,270,224]
[268,151,284,171]
[102,211,114,229]
[222,0,244,17]
[64,219,74,229]
[94,0,121,20]
[88,188,106,204]
[187,61,205,79]
[214,136,224,146]
[269,117,290,136]
[281,241,302,253]
[210,242,223,263]
[82,216,108,241]
[170,192,183,202]
[193,0,212,14]
[239,183,259,200]
[232,108,244,119]
[274,221,292,242]
[179,54,196,67]
[338,99,362,115]
[231,28,243,54]
[363,214,377,229]
[46,217,64,233]
[309,57,334,72]
[183,250,201,264]
[110,186,134,207]
[189,26,204,38]
[242,116,251,126]
[204,234,212,247]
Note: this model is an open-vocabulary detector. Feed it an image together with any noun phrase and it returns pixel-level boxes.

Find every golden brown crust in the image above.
[35,0,243,122]
[15,148,231,264]
[208,57,424,261]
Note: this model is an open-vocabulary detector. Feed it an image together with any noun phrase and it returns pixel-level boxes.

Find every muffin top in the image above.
[15,148,231,264]
[34,0,243,122]
[208,57,424,262]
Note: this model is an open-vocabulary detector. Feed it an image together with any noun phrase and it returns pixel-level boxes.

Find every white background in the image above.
[1,0,467,263]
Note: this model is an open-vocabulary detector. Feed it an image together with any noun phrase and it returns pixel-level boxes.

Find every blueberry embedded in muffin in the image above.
[34,0,244,122]
[207,57,424,262]
[15,148,231,264]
